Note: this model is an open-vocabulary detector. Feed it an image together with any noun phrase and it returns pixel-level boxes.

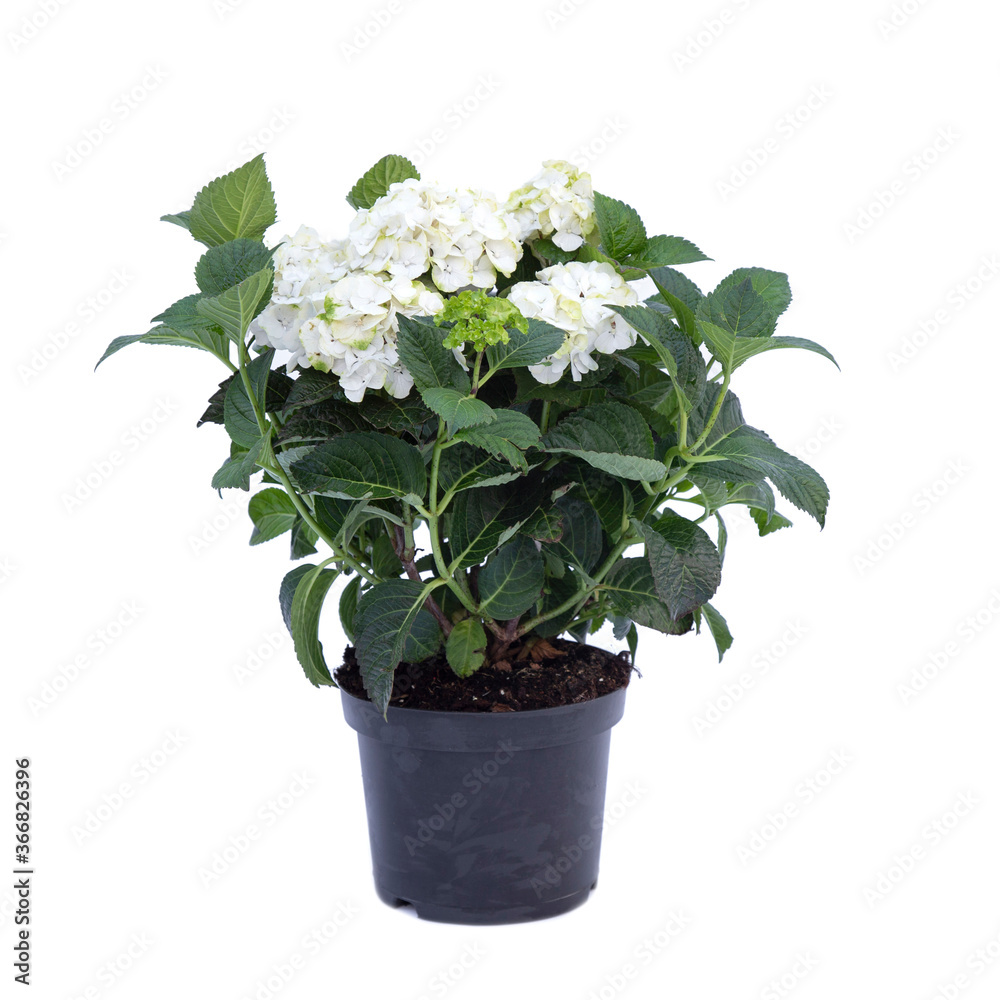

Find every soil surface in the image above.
[335,637,634,712]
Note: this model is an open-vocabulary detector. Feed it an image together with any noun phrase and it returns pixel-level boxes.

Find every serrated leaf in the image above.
[594,191,647,260]
[248,488,297,545]
[196,267,274,343]
[345,154,420,211]
[701,602,733,662]
[455,410,540,471]
[96,324,231,369]
[697,277,773,348]
[485,319,566,371]
[291,432,427,501]
[187,155,277,248]
[289,562,340,687]
[646,267,703,341]
[603,558,694,635]
[420,387,496,430]
[543,401,667,481]
[627,234,710,268]
[478,536,545,620]
[396,314,470,393]
[449,488,525,571]
[195,239,275,295]
[751,508,794,536]
[437,444,527,494]
[223,351,273,448]
[637,514,721,620]
[609,304,706,408]
[445,618,487,678]
[715,267,792,317]
[355,579,441,714]
[211,437,266,491]
[711,427,829,526]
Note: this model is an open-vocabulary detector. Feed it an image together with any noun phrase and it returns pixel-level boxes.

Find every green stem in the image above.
[690,371,731,453]
[518,534,641,636]
[426,422,481,618]
[235,339,376,584]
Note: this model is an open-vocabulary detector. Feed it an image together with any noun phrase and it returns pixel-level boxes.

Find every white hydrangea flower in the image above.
[296,270,445,399]
[504,160,596,252]
[250,226,351,368]
[507,261,640,384]
[348,179,523,294]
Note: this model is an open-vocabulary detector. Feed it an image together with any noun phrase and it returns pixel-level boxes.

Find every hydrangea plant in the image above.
[99,154,836,715]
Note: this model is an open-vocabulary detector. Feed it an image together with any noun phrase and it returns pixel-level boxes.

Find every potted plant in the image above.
[98,153,835,924]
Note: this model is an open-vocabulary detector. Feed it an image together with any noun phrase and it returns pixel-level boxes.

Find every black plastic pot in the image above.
[340,684,627,924]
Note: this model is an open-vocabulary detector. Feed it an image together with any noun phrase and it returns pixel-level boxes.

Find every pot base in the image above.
[374,877,599,925]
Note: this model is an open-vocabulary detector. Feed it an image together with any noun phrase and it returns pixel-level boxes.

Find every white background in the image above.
[3,0,999,997]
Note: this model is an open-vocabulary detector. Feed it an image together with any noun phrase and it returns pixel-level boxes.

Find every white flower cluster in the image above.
[507,261,640,383]
[504,160,596,253]
[251,163,640,400]
[251,180,525,400]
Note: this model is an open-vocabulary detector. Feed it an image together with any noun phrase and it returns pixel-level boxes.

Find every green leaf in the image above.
[478,536,545,620]
[223,351,272,448]
[96,324,230,369]
[575,244,647,281]
[160,210,192,231]
[609,304,706,408]
[699,323,838,372]
[212,437,266,491]
[248,488,297,545]
[530,237,576,263]
[449,488,525,571]
[289,562,340,687]
[551,497,603,575]
[339,576,363,642]
[521,506,564,543]
[751,508,794,536]
[279,564,314,635]
[437,445,527,494]
[420,387,496,430]
[646,266,704,341]
[647,266,705,314]
[603,558,694,635]
[543,401,667,481]
[627,234,710,268]
[723,334,839,370]
[485,319,566,372]
[355,579,441,714]
[714,267,792,318]
[195,239,275,295]
[594,192,647,260]
[345,154,420,211]
[572,465,634,537]
[454,410,540,471]
[711,427,829,526]
[445,618,487,678]
[637,513,722,619]
[697,277,773,346]
[196,267,274,343]
[395,315,470,393]
[290,518,318,559]
[291,432,427,501]
[701,602,733,662]
[187,155,277,248]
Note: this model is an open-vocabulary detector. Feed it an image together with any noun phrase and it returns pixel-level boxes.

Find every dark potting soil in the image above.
[335,637,634,712]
